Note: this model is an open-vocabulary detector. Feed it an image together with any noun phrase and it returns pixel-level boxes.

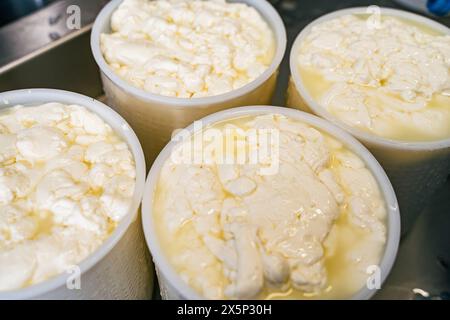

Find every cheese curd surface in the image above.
[154,114,387,299]
[101,0,275,98]
[297,14,450,141]
[0,103,136,291]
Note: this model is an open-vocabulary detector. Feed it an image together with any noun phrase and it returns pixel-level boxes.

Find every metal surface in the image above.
[0,0,108,67]
[268,0,449,300]
[0,25,103,97]
[375,181,450,300]
[0,0,448,300]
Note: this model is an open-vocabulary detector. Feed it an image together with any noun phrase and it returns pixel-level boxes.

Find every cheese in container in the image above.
[0,89,151,299]
[91,0,287,166]
[287,7,450,234]
[142,106,400,300]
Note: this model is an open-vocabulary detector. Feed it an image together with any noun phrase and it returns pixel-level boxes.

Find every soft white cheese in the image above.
[100,0,275,98]
[297,14,450,141]
[153,114,387,299]
[0,103,136,291]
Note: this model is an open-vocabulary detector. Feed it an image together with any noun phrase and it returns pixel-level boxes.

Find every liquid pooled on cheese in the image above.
[297,14,450,142]
[153,114,387,299]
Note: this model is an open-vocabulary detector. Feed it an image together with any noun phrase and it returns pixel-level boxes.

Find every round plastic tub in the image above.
[91,0,287,166]
[142,105,401,300]
[0,89,152,300]
[287,7,450,235]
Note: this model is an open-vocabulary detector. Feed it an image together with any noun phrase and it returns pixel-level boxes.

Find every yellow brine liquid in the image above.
[297,14,450,142]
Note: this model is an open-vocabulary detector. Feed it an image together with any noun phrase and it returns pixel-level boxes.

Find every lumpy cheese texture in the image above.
[0,103,136,291]
[297,14,450,141]
[100,0,275,98]
[154,114,387,299]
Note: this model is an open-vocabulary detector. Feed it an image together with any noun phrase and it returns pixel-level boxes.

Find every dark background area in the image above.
[0,0,57,27]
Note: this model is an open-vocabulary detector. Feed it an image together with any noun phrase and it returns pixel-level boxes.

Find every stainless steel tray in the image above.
[0,25,102,97]
[0,0,448,300]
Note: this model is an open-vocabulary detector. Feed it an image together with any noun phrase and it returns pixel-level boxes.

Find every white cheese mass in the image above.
[153,114,387,299]
[100,0,275,98]
[296,15,450,141]
[0,103,136,291]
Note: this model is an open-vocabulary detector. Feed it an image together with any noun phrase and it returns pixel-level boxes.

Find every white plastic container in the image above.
[141,106,401,300]
[0,89,152,300]
[91,0,287,166]
[287,7,450,235]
